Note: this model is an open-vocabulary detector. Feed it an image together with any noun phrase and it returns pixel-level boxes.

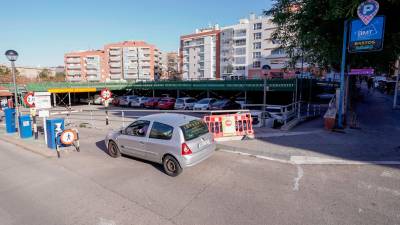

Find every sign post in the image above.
[338,0,383,129]
[100,88,112,126]
[34,92,51,143]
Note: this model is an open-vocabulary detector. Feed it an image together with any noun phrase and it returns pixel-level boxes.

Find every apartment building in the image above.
[180,26,220,80]
[104,41,156,82]
[220,14,290,80]
[161,52,179,80]
[154,48,163,80]
[64,50,105,82]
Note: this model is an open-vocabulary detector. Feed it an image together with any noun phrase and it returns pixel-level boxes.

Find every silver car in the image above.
[105,113,216,176]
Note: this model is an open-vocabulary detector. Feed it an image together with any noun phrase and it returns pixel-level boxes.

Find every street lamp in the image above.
[5,50,19,116]
[262,65,271,127]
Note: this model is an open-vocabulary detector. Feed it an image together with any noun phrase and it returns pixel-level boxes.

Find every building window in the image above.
[254,33,262,40]
[253,61,261,68]
[234,29,247,37]
[234,57,246,64]
[234,47,246,55]
[234,66,246,71]
[254,23,262,30]
[271,48,286,55]
[253,52,261,59]
[234,39,246,46]
[149,122,174,140]
[253,42,261,49]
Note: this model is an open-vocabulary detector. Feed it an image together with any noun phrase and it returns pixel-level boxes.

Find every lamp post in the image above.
[5,50,19,116]
[262,65,271,127]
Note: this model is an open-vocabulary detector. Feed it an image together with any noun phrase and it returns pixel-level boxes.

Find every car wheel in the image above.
[108,141,121,158]
[163,155,182,177]
[140,103,144,108]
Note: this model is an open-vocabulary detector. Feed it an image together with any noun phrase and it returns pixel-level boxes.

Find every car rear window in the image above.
[180,120,209,141]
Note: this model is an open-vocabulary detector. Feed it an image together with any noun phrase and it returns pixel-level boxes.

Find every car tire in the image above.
[108,141,121,158]
[163,155,182,177]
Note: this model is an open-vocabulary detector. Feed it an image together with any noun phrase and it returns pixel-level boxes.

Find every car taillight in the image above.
[181,143,192,155]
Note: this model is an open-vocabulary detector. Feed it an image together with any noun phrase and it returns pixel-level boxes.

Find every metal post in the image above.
[152,89,155,97]
[33,115,38,139]
[207,90,210,98]
[68,92,71,107]
[11,61,19,116]
[262,75,267,126]
[122,111,125,127]
[338,20,349,129]
[244,91,247,109]
[106,106,109,126]
[393,59,400,109]
[53,93,57,108]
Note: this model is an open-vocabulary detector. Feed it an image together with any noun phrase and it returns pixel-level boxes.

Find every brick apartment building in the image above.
[65,41,162,82]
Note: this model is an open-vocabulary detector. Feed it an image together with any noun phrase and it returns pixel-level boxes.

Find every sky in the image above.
[0,0,272,67]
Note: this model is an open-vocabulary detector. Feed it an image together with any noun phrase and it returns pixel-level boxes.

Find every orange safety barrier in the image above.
[203,113,254,139]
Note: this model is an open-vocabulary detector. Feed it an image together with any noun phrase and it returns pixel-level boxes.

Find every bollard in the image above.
[106,108,109,126]
[33,115,38,139]
[90,110,93,127]
[122,111,125,127]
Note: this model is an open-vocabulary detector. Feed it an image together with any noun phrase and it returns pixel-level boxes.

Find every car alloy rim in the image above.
[166,160,176,172]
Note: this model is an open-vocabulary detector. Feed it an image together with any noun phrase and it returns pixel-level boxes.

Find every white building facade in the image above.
[180,26,220,80]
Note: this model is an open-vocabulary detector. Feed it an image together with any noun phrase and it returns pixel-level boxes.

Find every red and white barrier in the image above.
[203,113,254,141]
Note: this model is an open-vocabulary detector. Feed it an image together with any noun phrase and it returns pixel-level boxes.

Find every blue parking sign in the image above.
[349,16,385,53]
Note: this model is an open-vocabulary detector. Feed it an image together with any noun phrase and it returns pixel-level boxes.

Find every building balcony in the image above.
[67,70,81,76]
[86,69,99,75]
[124,51,138,57]
[109,62,122,68]
[86,64,99,69]
[110,68,122,74]
[87,75,100,81]
[109,49,121,56]
[67,64,81,69]
[125,68,138,74]
[67,75,82,82]
[124,64,138,69]
[110,74,122,80]
[109,56,121,62]
[66,58,81,63]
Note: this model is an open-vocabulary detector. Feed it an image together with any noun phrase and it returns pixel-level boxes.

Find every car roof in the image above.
[177,97,195,99]
[138,113,201,126]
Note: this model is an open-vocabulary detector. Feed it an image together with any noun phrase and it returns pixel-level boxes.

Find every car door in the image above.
[117,120,150,159]
[146,122,175,163]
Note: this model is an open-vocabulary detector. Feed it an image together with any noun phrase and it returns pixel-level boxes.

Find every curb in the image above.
[0,134,57,158]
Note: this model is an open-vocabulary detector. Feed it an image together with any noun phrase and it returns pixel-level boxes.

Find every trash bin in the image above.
[18,115,32,138]
[46,118,64,149]
[4,108,16,133]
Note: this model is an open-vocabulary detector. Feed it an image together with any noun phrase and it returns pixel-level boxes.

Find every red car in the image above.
[157,98,176,110]
[144,97,161,109]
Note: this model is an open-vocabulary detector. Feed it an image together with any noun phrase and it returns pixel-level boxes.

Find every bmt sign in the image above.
[349,16,385,53]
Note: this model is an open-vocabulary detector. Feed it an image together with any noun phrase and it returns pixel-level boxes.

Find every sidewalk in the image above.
[218,86,400,163]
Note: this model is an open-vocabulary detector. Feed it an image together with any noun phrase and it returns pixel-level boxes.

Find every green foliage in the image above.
[39,69,51,79]
[265,0,400,73]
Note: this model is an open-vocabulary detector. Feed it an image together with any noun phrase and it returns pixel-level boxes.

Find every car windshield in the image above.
[176,99,184,104]
[197,99,210,104]
[213,100,228,105]
[180,120,209,141]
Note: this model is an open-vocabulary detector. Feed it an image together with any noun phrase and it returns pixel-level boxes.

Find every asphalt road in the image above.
[0,137,399,225]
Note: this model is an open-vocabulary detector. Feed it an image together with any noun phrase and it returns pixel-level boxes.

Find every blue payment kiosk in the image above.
[4,108,16,133]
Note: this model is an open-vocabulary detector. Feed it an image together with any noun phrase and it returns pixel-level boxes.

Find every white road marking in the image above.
[381,171,394,178]
[98,218,116,225]
[293,164,304,191]
[219,149,290,164]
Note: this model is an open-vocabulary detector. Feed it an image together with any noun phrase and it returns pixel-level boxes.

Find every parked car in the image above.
[193,98,217,110]
[175,97,197,110]
[210,99,241,110]
[157,98,176,110]
[130,96,149,108]
[112,96,121,106]
[144,97,161,109]
[93,95,103,105]
[120,95,137,107]
[105,113,216,176]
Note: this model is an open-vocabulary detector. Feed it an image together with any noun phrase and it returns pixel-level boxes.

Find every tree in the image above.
[55,72,66,81]
[39,69,51,80]
[265,0,400,74]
